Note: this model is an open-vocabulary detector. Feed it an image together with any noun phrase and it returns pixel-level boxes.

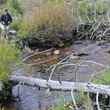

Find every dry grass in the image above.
[31,2,69,29]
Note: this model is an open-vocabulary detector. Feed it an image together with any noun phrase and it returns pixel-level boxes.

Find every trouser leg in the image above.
[0,23,5,39]
[0,23,9,39]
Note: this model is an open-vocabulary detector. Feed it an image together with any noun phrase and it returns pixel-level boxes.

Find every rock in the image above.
[53,50,60,55]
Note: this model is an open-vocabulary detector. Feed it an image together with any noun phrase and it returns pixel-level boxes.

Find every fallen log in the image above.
[10,75,110,96]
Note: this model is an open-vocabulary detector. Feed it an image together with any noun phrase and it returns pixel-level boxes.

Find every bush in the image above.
[13,1,73,47]
[0,39,20,80]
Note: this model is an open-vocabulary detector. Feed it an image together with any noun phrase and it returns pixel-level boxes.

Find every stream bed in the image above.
[10,40,110,110]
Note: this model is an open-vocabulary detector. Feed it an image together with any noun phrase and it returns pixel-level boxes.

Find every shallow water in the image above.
[12,40,110,110]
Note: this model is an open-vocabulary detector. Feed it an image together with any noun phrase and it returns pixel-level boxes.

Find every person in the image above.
[0,9,12,38]
[0,9,12,27]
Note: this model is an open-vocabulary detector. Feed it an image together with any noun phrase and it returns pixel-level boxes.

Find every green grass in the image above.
[49,104,68,110]
[92,69,110,85]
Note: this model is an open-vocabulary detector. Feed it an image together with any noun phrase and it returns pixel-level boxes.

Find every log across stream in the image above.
[10,75,110,96]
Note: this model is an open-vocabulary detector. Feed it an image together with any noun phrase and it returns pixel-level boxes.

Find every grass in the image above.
[49,105,67,110]
[78,0,110,22]
[92,69,110,85]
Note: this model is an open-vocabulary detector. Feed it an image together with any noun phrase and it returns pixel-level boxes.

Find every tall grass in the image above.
[78,0,110,22]
[29,1,71,36]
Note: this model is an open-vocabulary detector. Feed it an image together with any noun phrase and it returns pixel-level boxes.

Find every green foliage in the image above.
[11,18,30,38]
[0,39,20,80]
[6,0,23,15]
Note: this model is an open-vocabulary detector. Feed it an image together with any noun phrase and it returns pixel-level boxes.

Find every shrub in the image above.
[30,2,71,47]
[0,39,20,80]
[14,1,73,47]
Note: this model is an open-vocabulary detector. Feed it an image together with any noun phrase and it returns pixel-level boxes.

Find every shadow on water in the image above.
[1,103,16,110]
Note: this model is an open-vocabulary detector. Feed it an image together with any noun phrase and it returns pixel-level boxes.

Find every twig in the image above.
[96,92,101,110]
[71,88,78,110]
[48,56,69,81]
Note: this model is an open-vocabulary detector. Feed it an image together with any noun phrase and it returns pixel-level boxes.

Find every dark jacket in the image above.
[0,13,12,26]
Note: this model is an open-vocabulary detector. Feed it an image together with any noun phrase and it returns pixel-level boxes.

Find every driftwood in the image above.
[10,75,110,96]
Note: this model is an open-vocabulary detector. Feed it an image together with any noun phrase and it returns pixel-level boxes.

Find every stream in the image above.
[7,40,110,110]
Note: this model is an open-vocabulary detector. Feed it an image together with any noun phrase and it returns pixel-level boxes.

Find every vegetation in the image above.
[11,1,74,48]
[11,17,30,38]
[92,69,110,85]
[0,81,13,104]
[0,39,20,107]
[6,0,23,15]
[49,104,68,110]
[78,0,110,22]
[1,0,110,110]
[0,39,20,81]
[11,0,110,40]
[48,90,93,110]
[0,0,22,16]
